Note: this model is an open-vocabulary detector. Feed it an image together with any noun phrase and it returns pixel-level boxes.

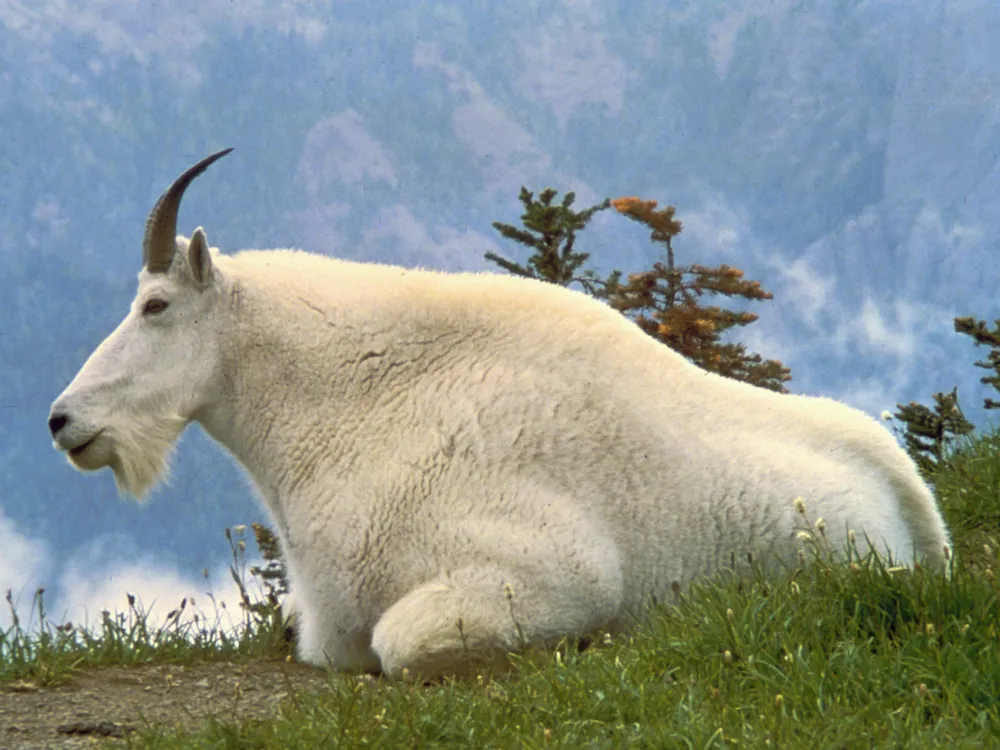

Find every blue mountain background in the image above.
[2,0,999,623]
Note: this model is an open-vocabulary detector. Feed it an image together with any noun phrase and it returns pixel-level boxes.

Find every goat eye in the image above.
[143,299,169,315]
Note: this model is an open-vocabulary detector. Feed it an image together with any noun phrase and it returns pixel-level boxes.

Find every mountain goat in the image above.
[49,149,951,678]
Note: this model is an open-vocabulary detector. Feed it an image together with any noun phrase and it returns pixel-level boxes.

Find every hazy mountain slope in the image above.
[1,0,998,613]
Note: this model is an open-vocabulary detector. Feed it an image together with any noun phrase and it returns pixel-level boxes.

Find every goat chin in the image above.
[106,411,188,500]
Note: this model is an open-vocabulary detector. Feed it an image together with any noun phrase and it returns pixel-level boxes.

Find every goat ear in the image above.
[188,227,214,286]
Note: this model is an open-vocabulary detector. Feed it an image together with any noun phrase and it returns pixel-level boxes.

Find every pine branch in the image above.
[484,251,536,280]
[954,316,1000,408]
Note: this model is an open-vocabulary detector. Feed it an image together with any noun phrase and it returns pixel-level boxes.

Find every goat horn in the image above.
[142,148,233,273]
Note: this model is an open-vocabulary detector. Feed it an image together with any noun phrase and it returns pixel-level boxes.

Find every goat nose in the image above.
[48,413,69,437]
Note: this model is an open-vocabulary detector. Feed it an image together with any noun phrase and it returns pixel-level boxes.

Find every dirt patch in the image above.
[0,659,339,749]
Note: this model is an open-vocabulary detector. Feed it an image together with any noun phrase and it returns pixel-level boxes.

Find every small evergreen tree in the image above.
[607,197,791,393]
[891,388,975,478]
[954,316,1000,409]
[486,187,616,295]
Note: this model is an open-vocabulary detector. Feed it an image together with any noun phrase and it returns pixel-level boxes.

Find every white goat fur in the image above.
[52,230,951,678]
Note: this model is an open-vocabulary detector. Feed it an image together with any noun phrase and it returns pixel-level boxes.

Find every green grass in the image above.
[4,434,1000,748]
[931,428,1000,567]
[133,552,1000,749]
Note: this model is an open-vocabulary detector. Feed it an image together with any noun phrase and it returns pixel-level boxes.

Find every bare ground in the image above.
[0,659,338,749]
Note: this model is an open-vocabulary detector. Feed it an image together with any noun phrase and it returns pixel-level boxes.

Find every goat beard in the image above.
[106,410,188,500]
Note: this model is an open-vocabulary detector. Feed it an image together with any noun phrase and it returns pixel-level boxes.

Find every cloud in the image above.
[24,196,69,251]
[833,296,956,363]
[669,192,833,318]
[0,508,51,627]
[359,204,494,271]
[707,1,794,77]
[897,204,990,301]
[0,512,262,635]
[677,194,752,261]
[736,323,795,370]
[53,554,248,632]
[299,110,398,195]
[516,0,629,128]
[830,376,909,422]
[2,0,206,87]
[414,42,548,195]
[858,299,915,360]
[949,222,983,242]
[1,0,333,88]
[774,258,835,327]
[285,202,353,258]
[415,42,602,200]
[450,97,549,195]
